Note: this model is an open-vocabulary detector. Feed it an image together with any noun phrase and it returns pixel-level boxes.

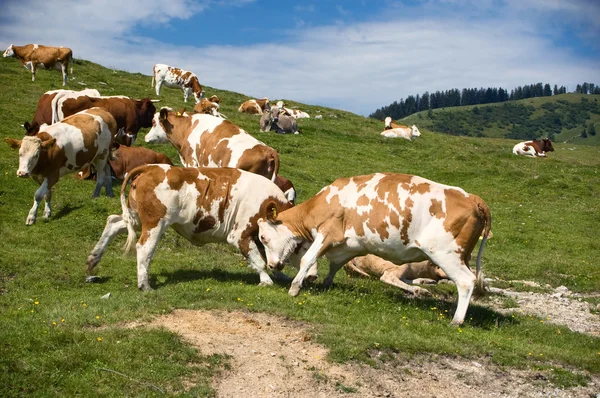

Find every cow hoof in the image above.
[413,287,431,297]
[26,218,36,226]
[139,284,153,291]
[288,285,301,297]
[258,280,274,287]
[86,275,100,283]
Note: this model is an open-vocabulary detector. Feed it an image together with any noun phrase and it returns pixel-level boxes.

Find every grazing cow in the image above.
[4,44,73,86]
[86,165,294,290]
[193,98,220,117]
[53,96,156,146]
[276,102,310,119]
[257,173,491,325]
[260,105,299,134]
[344,255,450,296]
[24,89,101,134]
[512,138,554,157]
[4,108,117,225]
[76,144,173,181]
[145,108,279,181]
[274,175,296,205]
[151,64,204,103]
[238,97,269,115]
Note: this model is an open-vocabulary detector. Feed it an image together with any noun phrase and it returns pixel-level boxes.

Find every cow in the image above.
[344,255,450,296]
[238,98,269,115]
[512,138,554,157]
[274,175,296,205]
[24,89,101,134]
[257,172,492,325]
[208,95,220,104]
[276,101,310,119]
[193,98,220,117]
[3,44,73,86]
[151,64,204,103]
[86,165,294,290]
[4,108,117,225]
[145,108,280,182]
[260,105,299,134]
[50,95,156,146]
[76,144,173,181]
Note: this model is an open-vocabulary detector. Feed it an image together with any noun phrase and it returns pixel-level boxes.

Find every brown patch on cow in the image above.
[193,214,217,234]
[128,166,168,246]
[410,182,430,195]
[399,197,414,244]
[357,194,370,207]
[429,199,444,218]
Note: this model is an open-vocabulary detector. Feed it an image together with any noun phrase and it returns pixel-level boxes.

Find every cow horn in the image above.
[150,99,161,102]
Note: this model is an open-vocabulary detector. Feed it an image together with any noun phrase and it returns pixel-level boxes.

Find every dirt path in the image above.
[141,283,600,398]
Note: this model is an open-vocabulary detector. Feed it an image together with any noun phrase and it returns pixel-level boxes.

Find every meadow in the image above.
[0,58,599,396]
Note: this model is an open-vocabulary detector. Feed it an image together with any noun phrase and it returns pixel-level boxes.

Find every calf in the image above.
[24,89,101,134]
[344,255,449,296]
[512,138,554,157]
[4,108,117,225]
[260,105,299,134]
[258,173,491,325]
[238,97,269,115]
[86,165,294,290]
[3,44,73,86]
[152,64,204,103]
[145,108,280,181]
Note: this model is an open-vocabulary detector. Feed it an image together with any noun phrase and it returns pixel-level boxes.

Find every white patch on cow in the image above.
[33,44,39,50]
[145,113,170,144]
[226,133,261,166]
[17,136,42,176]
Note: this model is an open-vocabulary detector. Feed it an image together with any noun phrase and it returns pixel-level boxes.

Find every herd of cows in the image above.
[3,42,555,325]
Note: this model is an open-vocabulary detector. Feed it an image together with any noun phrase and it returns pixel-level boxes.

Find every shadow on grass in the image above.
[52,204,83,221]
[155,268,264,288]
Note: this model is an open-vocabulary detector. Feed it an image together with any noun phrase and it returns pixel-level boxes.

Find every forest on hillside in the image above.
[370,82,600,121]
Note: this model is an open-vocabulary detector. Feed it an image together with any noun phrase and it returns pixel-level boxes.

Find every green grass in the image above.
[1,57,599,396]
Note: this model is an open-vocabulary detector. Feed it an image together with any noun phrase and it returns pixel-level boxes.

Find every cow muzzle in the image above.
[17,170,29,178]
[267,260,285,272]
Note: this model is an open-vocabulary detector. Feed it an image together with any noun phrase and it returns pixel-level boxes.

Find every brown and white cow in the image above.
[51,95,156,146]
[238,97,269,115]
[3,44,73,86]
[276,101,310,119]
[193,98,221,117]
[512,138,554,157]
[76,144,173,181]
[382,117,421,140]
[152,64,204,103]
[4,108,117,225]
[344,255,450,296]
[258,173,491,325]
[145,108,280,182]
[208,95,220,104]
[86,165,294,290]
[24,89,101,134]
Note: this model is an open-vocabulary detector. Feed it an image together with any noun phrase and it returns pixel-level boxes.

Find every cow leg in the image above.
[289,233,328,296]
[31,63,36,82]
[61,63,68,86]
[427,251,476,325]
[86,215,127,277]
[183,88,189,103]
[26,179,50,225]
[381,271,430,296]
[43,189,52,219]
[92,160,113,197]
[155,81,162,96]
[322,261,345,288]
[136,223,167,291]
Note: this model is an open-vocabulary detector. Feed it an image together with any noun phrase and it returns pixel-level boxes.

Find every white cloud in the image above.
[1,0,599,116]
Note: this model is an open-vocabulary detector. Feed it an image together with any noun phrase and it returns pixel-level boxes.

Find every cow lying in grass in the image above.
[86,165,293,290]
[258,172,491,325]
[344,255,450,296]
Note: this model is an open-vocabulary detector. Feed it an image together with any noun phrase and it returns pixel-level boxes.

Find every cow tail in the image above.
[473,196,492,297]
[69,51,73,75]
[121,166,146,255]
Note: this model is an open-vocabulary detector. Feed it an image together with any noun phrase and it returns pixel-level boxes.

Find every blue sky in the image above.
[1,0,599,115]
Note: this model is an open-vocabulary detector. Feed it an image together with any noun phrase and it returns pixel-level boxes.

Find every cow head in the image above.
[4,136,56,178]
[257,208,302,271]
[145,109,171,144]
[3,44,14,58]
[542,138,554,152]
[136,98,157,128]
[384,117,392,129]
[411,125,422,137]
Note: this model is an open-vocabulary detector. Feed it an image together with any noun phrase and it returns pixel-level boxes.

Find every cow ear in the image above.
[4,138,22,149]
[23,122,31,132]
[159,108,169,120]
[177,108,186,116]
[41,138,56,150]
[265,201,279,222]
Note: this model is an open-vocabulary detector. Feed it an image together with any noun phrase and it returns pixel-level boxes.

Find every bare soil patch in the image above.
[136,287,600,398]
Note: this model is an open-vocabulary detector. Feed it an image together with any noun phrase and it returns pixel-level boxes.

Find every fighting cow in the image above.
[260,105,299,134]
[276,101,310,119]
[76,144,173,181]
[274,175,296,205]
[257,173,491,325]
[238,98,269,115]
[51,95,156,146]
[193,98,220,117]
[152,64,204,103]
[24,89,101,134]
[145,108,281,182]
[4,108,117,225]
[512,138,554,157]
[344,255,450,296]
[3,44,73,86]
[86,165,294,290]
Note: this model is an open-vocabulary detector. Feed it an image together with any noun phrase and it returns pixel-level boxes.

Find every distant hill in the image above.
[399,94,600,145]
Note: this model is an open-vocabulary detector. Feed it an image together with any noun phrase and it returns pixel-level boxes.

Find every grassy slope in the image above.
[0,58,599,396]
[401,94,600,145]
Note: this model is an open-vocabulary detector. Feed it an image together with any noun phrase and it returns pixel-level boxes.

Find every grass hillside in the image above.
[401,94,600,145]
[0,58,599,396]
